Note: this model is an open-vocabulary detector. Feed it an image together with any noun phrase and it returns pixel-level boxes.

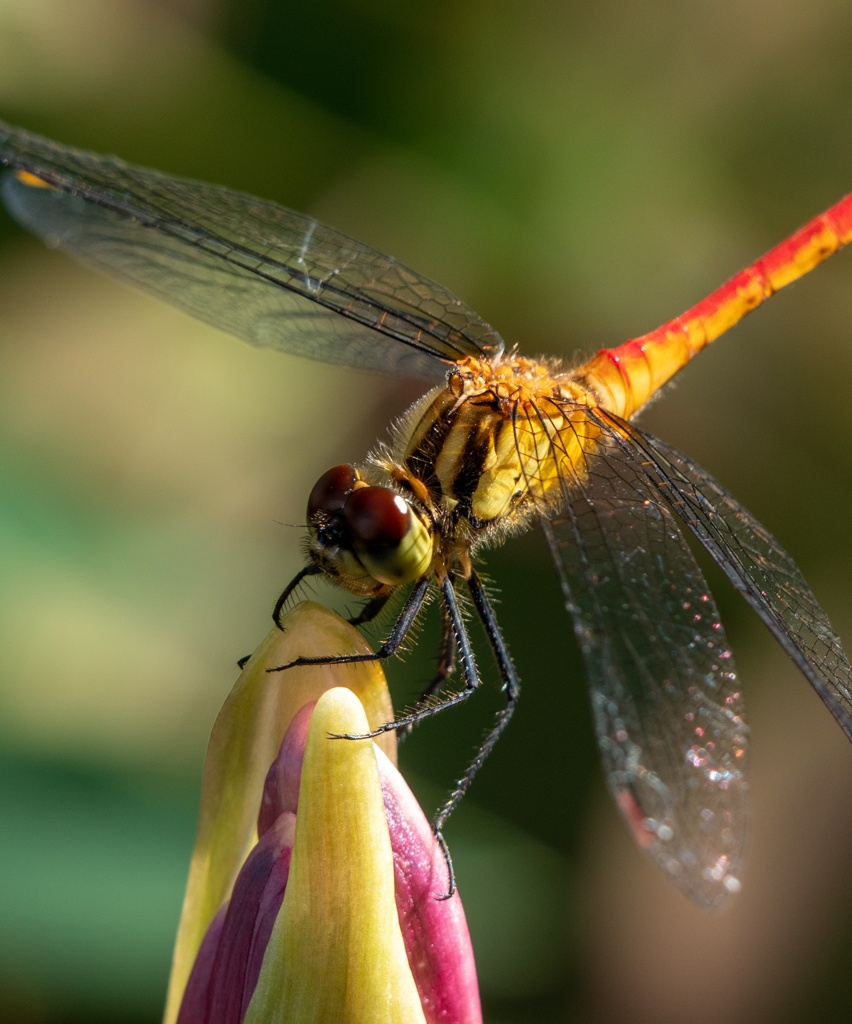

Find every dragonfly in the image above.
[1,121,851,908]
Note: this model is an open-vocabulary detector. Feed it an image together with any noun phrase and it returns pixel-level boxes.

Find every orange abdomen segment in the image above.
[580,193,852,419]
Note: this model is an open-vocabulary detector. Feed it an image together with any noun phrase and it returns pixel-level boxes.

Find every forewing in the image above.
[611,415,852,739]
[0,121,504,380]
[537,405,748,906]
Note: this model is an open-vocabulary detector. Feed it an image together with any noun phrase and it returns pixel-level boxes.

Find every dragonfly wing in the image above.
[541,419,748,906]
[611,415,852,739]
[0,121,504,380]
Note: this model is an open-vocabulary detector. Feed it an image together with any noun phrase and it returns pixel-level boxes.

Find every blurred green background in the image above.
[1,1,852,1021]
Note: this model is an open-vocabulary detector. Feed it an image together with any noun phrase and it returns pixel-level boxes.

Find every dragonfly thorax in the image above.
[391,353,598,536]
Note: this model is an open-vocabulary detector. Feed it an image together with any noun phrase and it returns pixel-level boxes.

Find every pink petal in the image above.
[257,702,313,836]
[378,748,482,1024]
[177,814,295,1024]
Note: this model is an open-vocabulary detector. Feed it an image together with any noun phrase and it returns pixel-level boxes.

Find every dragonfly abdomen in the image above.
[578,192,852,419]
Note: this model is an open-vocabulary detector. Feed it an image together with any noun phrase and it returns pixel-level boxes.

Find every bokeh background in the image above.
[1,1,852,1021]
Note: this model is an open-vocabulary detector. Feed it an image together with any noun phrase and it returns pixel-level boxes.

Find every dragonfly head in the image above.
[306,465,433,595]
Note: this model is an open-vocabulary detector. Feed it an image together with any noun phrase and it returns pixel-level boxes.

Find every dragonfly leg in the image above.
[398,603,458,742]
[272,564,323,628]
[346,591,391,628]
[363,572,484,898]
[265,576,431,674]
[351,570,519,899]
[338,574,483,742]
[428,569,520,897]
[237,563,323,667]
[429,601,459,697]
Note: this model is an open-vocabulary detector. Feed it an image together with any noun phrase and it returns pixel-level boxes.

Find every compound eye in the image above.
[343,487,410,546]
[307,464,358,521]
[343,486,433,586]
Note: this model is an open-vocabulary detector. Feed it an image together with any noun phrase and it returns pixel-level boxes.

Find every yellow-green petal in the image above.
[244,687,426,1024]
[164,603,396,1024]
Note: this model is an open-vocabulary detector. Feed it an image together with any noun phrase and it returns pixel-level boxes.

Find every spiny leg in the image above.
[320,574,481,738]
[265,576,431,674]
[237,563,322,668]
[429,569,520,897]
[275,561,390,637]
[346,591,392,628]
[336,573,485,898]
[273,564,322,627]
[429,601,459,698]
[340,571,519,898]
[399,601,458,741]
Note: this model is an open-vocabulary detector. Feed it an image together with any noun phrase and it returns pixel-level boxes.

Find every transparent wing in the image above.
[607,414,852,739]
[535,400,749,906]
[0,121,504,380]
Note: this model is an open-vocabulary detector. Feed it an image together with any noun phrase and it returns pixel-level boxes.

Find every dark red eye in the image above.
[307,464,358,520]
[343,486,411,547]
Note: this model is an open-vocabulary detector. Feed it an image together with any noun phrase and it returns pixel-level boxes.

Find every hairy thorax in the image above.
[370,353,607,571]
